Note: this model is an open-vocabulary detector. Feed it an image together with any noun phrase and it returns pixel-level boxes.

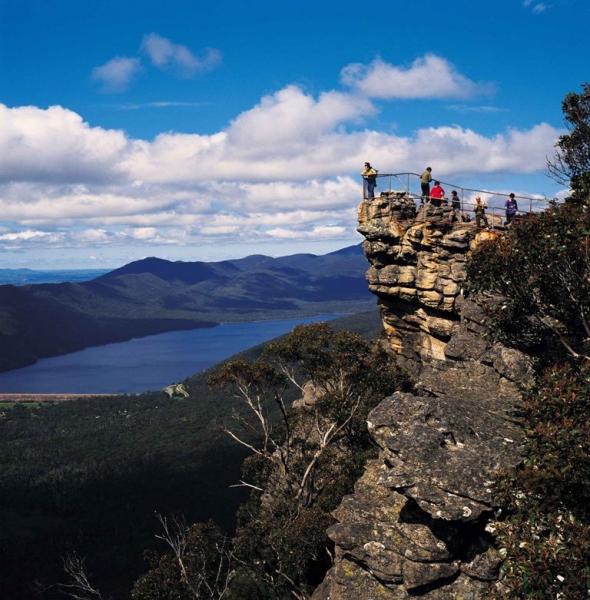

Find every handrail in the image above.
[363,171,556,216]
[361,196,537,232]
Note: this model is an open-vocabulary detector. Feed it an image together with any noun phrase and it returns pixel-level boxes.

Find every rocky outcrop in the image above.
[162,383,190,398]
[313,192,532,599]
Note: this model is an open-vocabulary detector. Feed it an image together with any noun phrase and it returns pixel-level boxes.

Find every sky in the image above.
[0,0,588,270]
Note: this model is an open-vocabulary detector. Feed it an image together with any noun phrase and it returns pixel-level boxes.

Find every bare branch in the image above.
[229,480,264,492]
[59,552,103,600]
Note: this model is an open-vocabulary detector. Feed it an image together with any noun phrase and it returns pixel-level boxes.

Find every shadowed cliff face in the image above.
[313,193,533,599]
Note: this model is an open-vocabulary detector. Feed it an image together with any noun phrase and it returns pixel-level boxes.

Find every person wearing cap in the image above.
[504,193,518,225]
[450,190,461,222]
[473,196,490,229]
[429,181,445,207]
[361,162,378,200]
[420,167,432,203]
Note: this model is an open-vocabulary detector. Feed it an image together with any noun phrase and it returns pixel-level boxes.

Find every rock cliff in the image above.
[313,193,532,599]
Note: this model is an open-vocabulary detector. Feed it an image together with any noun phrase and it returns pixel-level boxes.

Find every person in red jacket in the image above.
[429,181,445,207]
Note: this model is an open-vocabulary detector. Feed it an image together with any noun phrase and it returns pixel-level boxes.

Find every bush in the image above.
[467,201,590,363]
[483,364,590,599]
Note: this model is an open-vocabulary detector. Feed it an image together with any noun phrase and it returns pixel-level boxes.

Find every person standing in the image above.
[473,196,490,229]
[450,190,461,222]
[429,181,445,207]
[361,162,378,200]
[420,167,432,203]
[504,193,518,225]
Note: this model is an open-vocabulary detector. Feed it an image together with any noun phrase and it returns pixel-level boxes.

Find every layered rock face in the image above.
[313,193,532,599]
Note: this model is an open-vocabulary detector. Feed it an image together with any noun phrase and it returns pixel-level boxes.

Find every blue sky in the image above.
[0,0,588,269]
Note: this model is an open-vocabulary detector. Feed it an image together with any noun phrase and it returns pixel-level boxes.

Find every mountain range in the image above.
[0,244,374,372]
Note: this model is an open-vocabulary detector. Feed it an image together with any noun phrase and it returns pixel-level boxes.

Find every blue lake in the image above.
[0,315,341,394]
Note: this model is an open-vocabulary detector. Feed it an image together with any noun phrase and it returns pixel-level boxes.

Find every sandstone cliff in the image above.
[313,193,533,599]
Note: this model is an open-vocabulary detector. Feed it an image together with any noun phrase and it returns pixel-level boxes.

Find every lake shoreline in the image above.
[0,314,344,395]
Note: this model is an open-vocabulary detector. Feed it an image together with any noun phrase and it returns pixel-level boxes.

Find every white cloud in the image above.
[447,105,508,114]
[71,229,111,243]
[524,1,551,13]
[115,101,208,110]
[0,62,562,257]
[0,230,55,241]
[0,105,130,183]
[266,225,347,240]
[91,57,141,93]
[406,123,560,174]
[131,227,158,240]
[141,33,222,77]
[226,85,374,153]
[340,55,493,100]
[0,101,560,193]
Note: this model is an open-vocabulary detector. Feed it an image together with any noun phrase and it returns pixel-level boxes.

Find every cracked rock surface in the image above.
[312,195,530,599]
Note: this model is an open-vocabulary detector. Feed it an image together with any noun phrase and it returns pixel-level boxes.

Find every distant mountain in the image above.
[0,244,374,373]
[96,256,239,285]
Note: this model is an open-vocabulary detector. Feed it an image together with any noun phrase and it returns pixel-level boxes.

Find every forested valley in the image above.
[0,311,383,599]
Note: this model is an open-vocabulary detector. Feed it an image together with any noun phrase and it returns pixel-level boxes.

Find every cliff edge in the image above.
[313,193,533,599]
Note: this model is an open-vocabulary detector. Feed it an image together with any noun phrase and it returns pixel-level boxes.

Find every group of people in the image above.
[421,166,519,228]
[363,163,520,228]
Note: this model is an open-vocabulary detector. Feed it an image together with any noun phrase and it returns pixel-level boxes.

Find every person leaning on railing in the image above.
[504,193,518,225]
[473,196,490,230]
[361,162,378,200]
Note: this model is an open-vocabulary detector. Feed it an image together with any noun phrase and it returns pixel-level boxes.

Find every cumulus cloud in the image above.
[405,123,560,174]
[225,86,375,158]
[141,33,222,77]
[91,57,141,93]
[0,61,562,256]
[0,99,560,190]
[340,55,493,100]
[0,105,130,183]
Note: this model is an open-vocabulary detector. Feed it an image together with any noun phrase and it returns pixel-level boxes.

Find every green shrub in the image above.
[483,364,590,598]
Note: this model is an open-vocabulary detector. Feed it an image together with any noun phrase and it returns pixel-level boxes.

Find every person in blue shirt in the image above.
[505,193,518,225]
[450,190,461,222]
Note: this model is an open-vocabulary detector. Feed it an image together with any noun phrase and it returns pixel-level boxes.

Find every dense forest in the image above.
[0,311,383,599]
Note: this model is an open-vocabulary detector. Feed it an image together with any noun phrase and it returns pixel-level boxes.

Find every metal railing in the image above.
[362,172,556,225]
